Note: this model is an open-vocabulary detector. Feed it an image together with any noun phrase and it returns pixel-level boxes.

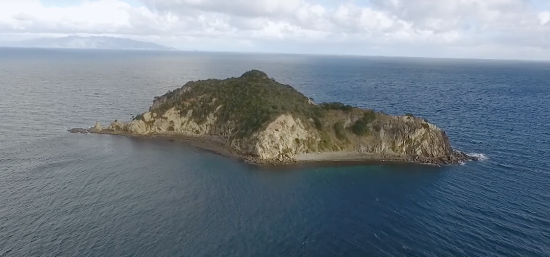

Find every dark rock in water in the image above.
[69,128,89,134]
[460,151,479,161]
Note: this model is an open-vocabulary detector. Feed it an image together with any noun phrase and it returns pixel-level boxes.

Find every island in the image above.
[71,70,476,165]
[8,35,176,51]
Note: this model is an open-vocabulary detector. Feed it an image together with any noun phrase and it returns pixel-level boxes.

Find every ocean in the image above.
[0,48,549,256]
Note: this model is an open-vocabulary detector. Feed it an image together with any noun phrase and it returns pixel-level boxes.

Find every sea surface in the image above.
[1,48,549,257]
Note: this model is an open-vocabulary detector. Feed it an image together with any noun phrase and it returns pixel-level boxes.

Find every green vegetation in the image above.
[148,70,379,140]
[319,132,333,150]
[133,113,144,121]
[352,110,376,136]
[150,70,328,138]
[320,102,353,112]
[363,110,376,122]
[352,120,369,136]
[333,122,348,141]
[313,117,323,130]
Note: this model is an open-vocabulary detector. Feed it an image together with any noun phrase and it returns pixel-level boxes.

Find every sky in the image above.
[1,0,550,60]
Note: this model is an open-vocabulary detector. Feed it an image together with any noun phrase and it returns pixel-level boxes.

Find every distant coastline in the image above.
[0,46,177,52]
[0,35,176,51]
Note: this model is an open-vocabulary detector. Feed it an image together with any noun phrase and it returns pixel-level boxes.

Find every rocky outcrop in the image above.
[231,114,315,163]
[371,116,451,157]
[125,107,220,135]
[91,122,102,133]
[362,116,468,164]
[107,120,126,131]
[71,70,476,165]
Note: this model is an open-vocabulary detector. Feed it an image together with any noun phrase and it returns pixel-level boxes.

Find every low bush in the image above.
[334,122,348,141]
[352,111,377,136]
[320,102,353,112]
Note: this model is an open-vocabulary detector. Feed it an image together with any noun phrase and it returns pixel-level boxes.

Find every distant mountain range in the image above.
[1,35,176,51]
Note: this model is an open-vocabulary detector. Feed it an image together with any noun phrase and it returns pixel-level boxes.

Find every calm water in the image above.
[1,49,549,256]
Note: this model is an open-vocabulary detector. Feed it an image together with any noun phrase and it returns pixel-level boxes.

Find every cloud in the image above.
[0,0,549,59]
[0,0,183,35]
[540,11,550,25]
[143,0,304,18]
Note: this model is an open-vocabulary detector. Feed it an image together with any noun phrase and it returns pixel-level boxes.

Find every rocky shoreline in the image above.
[69,123,477,166]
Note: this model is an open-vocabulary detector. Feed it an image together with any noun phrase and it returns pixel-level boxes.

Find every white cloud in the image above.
[143,0,304,18]
[0,0,549,59]
[540,11,550,25]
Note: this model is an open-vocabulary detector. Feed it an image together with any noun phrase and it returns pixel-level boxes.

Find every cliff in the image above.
[74,70,474,165]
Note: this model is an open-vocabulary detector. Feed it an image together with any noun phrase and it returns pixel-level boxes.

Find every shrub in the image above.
[333,122,348,141]
[364,110,376,123]
[319,132,333,150]
[313,117,323,130]
[320,102,353,112]
[352,119,368,136]
[313,107,325,118]
[352,111,377,136]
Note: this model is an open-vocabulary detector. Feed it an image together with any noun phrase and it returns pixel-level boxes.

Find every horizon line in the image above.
[1,46,549,63]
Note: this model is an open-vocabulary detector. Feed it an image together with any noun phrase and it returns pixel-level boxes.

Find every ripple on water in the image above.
[1,50,550,256]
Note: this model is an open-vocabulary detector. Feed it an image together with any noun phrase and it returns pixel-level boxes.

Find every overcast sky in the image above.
[1,0,550,59]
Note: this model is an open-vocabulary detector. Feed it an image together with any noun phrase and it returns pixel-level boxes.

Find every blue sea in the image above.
[1,48,549,256]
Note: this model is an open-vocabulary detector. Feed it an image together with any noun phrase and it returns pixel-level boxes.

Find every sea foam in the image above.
[468,153,488,161]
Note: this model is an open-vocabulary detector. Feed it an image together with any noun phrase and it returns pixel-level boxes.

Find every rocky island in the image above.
[71,70,475,165]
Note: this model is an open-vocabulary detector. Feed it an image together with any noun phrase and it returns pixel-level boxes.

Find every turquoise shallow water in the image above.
[0,49,549,256]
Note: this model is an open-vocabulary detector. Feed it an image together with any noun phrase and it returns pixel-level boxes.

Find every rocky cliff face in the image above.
[77,70,473,165]
[96,109,467,164]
